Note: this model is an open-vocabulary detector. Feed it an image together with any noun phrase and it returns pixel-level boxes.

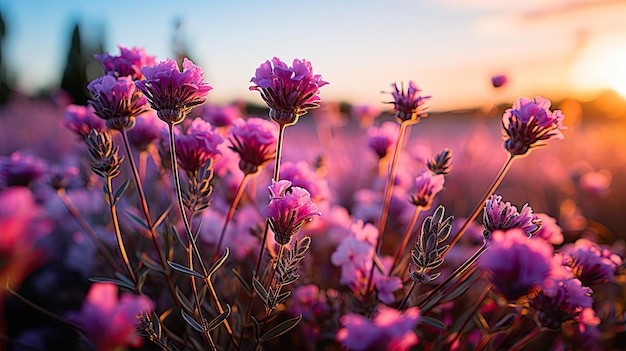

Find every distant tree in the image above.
[0,10,13,104]
[60,23,89,105]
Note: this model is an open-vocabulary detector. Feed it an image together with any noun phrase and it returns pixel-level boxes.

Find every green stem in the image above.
[389,206,422,276]
[213,173,250,263]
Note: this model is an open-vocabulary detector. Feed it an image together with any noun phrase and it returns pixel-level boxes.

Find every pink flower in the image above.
[532,213,564,245]
[174,118,223,175]
[228,117,277,174]
[0,152,47,188]
[367,121,399,159]
[67,283,154,351]
[137,58,212,125]
[94,45,157,80]
[491,74,508,88]
[250,57,328,126]
[62,104,107,138]
[480,229,553,301]
[409,170,445,209]
[88,75,148,130]
[531,276,593,330]
[280,160,330,201]
[387,81,430,123]
[560,238,622,286]
[502,96,566,156]
[482,194,540,240]
[263,179,321,245]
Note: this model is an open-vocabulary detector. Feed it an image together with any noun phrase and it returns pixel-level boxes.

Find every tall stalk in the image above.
[105,176,137,288]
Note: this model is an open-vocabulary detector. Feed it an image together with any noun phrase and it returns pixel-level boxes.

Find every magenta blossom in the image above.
[409,170,445,209]
[174,118,223,175]
[94,45,157,80]
[0,151,48,188]
[62,104,107,138]
[88,75,148,130]
[263,179,321,245]
[67,283,154,351]
[337,305,420,351]
[228,117,277,174]
[367,121,399,159]
[532,213,564,245]
[502,96,566,156]
[250,57,328,126]
[137,58,212,125]
[280,160,330,201]
[531,276,593,330]
[480,229,553,301]
[560,238,622,286]
[482,194,541,240]
[387,81,430,123]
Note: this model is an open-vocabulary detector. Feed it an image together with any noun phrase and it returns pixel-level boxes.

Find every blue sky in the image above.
[2,0,626,110]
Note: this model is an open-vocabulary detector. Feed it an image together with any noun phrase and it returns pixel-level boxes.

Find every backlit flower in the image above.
[228,117,277,174]
[94,45,157,80]
[408,170,445,209]
[263,179,321,245]
[250,57,328,126]
[0,151,47,188]
[560,238,622,286]
[62,104,107,138]
[387,81,430,123]
[502,96,566,156]
[482,194,541,240]
[174,118,223,176]
[367,121,399,159]
[88,75,148,130]
[137,58,212,125]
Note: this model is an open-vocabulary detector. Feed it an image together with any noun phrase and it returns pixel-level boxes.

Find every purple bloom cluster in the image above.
[174,118,223,175]
[387,81,430,123]
[94,45,157,80]
[87,75,148,130]
[228,117,277,175]
[62,104,107,138]
[482,194,540,240]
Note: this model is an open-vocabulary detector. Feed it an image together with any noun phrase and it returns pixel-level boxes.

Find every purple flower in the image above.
[482,194,541,240]
[88,75,148,130]
[62,104,107,138]
[367,121,399,159]
[531,276,593,330]
[94,45,157,80]
[0,151,48,188]
[502,96,566,156]
[560,238,622,286]
[408,170,445,209]
[174,118,223,175]
[427,148,453,176]
[480,229,553,301]
[387,81,430,123]
[228,117,277,174]
[263,179,321,245]
[250,57,328,126]
[337,305,420,351]
[137,58,212,125]
[531,213,564,245]
[66,283,154,351]
[491,74,508,88]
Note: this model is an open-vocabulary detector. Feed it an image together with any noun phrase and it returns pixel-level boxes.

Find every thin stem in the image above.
[443,154,515,259]
[445,283,493,348]
[213,173,251,263]
[105,176,138,287]
[389,206,422,276]
[507,326,543,351]
[397,281,416,310]
[56,188,123,273]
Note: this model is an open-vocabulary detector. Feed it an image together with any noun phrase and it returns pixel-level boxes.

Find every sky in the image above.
[2,0,626,111]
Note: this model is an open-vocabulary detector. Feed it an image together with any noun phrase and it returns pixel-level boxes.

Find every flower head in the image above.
[228,117,277,174]
[174,118,223,176]
[263,179,321,245]
[250,57,328,126]
[88,75,148,130]
[94,45,157,80]
[409,170,445,209]
[482,194,541,240]
[62,104,107,138]
[502,96,566,156]
[531,276,593,330]
[560,238,622,286]
[86,129,124,179]
[0,151,48,188]
[137,58,212,125]
[367,121,399,159]
[387,81,430,123]
[427,148,453,175]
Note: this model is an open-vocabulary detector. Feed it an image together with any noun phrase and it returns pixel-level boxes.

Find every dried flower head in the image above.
[502,96,566,156]
[250,57,328,126]
[62,104,107,138]
[86,129,124,178]
[263,179,321,246]
[228,117,277,174]
[94,45,157,80]
[482,194,541,240]
[427,148,453,175]
[386,81,430,123]
[410,205,452,283]
[88,75,148,130]
[408,171,445,209]
[136,58,212,125]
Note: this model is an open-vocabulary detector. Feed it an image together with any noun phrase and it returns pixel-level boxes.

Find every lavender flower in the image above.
[263,179,321,246]
[94,45,157,80]
[386,81,430,123]
[366,121,399,159]
[560,238,622,286]
[228,117,277,174]
[62,104,107,138]
[408,170,445,209]
[250,57,328,126]
[482,194,541,240]
[502,96,566,156]
[136,58,212,125]
[174,118,223,176]
[427,148,453,175]
[88,75,148,130]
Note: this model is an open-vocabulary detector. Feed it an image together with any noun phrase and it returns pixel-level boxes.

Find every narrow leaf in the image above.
[138,253,165,274]
[151,205,172,231]
[167,260,205,279]
[208,247,229,277]
[113,179,131,204]
[181,310,204,332]
[127,211,150,230]
[88,276,134,291]
[175,287,195,314]
[252,277,268,302]
[259,314,302,342]
[207,304,231,331]
[421,316,447,330]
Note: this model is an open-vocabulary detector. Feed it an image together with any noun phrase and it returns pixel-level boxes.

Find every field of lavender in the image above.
[1,47,625,351]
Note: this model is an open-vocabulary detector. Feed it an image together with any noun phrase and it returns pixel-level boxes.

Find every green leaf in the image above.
[232,268,252,295]
[207,304,231,331]
[113,179,130,205]
[252,277,268,303]
[181,310,204,332]
[127,211,150,230]
[208,247,229,277]
[167,260,205,279]
[175,287,195,315]
[151,205,172,231]
[88,276,134,291]
[138,253,165,274]
[421,315,447,330]
[259,314,302,342]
